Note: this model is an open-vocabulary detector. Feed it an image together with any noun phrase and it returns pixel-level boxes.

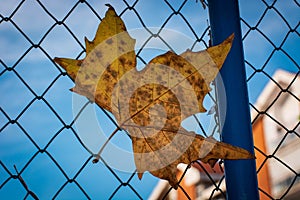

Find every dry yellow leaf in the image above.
[55,4,136,112]
[54,5,254,189]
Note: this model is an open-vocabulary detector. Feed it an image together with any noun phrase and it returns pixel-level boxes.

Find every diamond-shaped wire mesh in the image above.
[0,0,299,199]
[240,0,300,199]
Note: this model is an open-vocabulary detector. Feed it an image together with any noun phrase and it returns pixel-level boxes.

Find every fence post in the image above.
[207,0,259,199]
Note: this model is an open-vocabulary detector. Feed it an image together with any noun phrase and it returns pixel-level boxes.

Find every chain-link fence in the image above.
[241,0,300,199]
[1,0,299,199]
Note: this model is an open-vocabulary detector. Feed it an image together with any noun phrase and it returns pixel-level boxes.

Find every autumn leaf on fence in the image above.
[54,4,254,188]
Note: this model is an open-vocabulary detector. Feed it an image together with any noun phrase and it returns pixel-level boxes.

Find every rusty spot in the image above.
[96,51,102,58]
[104,73,110,80]
[127,60,133,66]
[157,75,162,81]
[106,38,113,44]
[186,69,192,74]
[120,40,126,45]
[118,46,124,52]
[119,57,126,65]
[164,60,171,66]
[111,70,117,78]
[77,60,83,66]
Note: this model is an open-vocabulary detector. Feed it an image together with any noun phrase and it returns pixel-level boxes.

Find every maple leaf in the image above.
[54,5,255,189]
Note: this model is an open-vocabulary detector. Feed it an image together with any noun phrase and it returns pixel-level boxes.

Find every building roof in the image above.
[251,70,300,123]
[148,162,224,200]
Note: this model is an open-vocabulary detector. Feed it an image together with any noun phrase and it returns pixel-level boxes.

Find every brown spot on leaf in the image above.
[106,38,113,44]
[157,75,162,82]
[77,60,83,66]
[118,46,124,52]
[120,40,126,45]
[96,51,102,58]
[186,69,192,74]
[111,70,117,78]
[119,57,126,66]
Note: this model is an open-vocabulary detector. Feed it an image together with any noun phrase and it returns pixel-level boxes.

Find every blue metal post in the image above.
[207,0,259,199]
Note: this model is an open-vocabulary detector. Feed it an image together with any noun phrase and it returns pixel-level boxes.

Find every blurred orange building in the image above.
[148,162,225,200]
[252,70,300,199]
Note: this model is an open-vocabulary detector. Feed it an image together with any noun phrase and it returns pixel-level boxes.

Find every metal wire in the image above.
[242,0,300,199]
[0,0,299,199]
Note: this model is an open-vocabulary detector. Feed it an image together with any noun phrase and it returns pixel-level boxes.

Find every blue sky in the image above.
[0,0,299,199]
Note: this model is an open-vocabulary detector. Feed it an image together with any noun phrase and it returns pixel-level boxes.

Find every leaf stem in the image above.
[92,127,120,163]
